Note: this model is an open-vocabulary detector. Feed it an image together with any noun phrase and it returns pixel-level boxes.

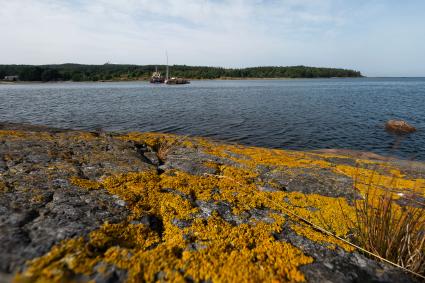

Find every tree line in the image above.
[0,63,362,82]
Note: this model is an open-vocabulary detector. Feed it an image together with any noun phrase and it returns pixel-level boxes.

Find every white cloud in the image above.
[0,0,424,76]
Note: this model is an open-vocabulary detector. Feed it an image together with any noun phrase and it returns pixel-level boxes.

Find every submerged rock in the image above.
[385,119,416,134]
[0,123,422,283]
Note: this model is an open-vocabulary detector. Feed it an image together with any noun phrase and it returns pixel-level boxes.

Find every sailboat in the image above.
[150,66,165,83]
[164,52,190,85]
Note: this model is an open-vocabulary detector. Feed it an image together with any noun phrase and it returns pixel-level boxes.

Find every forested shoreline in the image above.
[0,64,362,82]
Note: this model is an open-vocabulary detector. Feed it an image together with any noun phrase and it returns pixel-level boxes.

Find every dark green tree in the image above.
[71,72,84,82]
[41,69,61,82]
[0,64,362,81]
[19,67,44,81]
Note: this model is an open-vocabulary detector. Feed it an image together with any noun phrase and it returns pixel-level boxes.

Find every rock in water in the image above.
[385,120,416,134]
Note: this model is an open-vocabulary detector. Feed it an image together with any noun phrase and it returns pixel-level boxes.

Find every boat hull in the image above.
[165,78,190,85]
[150,78,165,83]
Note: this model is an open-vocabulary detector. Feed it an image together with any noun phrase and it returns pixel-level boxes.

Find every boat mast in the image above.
[165,50,169,80]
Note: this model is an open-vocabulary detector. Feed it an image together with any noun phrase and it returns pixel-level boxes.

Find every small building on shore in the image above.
[4,75,19,81]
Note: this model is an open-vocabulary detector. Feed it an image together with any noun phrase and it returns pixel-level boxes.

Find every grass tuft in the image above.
[153,136,187,162]
[348,171,425,276]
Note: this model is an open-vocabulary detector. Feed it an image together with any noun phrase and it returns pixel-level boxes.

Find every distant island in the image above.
[0,64,362,82]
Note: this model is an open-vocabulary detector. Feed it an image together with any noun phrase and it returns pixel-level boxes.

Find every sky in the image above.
[0,0,424,77]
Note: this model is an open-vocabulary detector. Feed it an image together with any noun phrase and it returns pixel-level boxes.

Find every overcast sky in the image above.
[0,0,424,76]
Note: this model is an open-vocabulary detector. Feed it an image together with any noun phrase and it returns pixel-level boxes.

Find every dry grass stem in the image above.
[342,165,425,277]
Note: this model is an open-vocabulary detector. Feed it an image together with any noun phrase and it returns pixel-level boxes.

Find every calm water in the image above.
[1,78,424,160]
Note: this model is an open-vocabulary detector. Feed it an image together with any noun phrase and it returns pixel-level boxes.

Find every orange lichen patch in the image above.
[102,171,160,214]
[70,176,102,190]
[335,165,425,197]
[118,132,194,149]
[101,171,200,228]
[180,216,312,283]
[93,162,358,244]
[0,130,102,144]
[0,129,99,143]
[90,222,161,251]
[280,192,355,239]
[196,138,425,199]
[203,160,220,170]
[219,165,259,183]
[389,169,406,178]
[0,130,28,138]
[119,131,424,199]
[15,215,312,283]
[160,170,216,201]
[57,131,98,141]
[14,237,95,283]
[159,166,267,215]
[15,223,161,283]
[0,130,54,141]
[16,168,327,283]
[0,180,8,193]
[30,194,45,204]
[254,190,356,252]
[139,167,355,250]
[353,159,420,179]
[290,224,350,251]
[357,160,407,176]
[15,132,425,282]
[196,139,330,169]
[117,132,168,147]
[113,214,312,282]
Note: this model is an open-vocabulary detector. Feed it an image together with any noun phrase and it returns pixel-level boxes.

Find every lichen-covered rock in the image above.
[0,125,154,274]
[0,123,423,283]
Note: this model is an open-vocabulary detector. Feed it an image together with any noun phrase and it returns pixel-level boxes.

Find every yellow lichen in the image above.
[335,164,425,197]
[14,237,95,283]
[70,176,102,190]
[179,216,312,283]
[13,130,424,283]
[118,130,425,198]
[0,130,28,138]
[280,192,355,240]
[196,137,425,200]
[118,132,194,150]
[0,180,8,193]
[59,131,97,141]
[17,166,358,282]
[0,129,102,144]
[16,216,312,283]
[30,194,45,204]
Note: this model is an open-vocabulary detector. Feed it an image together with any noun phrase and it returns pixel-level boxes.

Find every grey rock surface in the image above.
[0,125,154,273]
[0,123,421,282]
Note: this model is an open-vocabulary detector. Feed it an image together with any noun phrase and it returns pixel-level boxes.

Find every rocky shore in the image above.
[0,123,423,283]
